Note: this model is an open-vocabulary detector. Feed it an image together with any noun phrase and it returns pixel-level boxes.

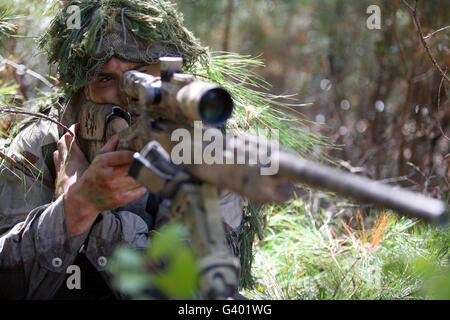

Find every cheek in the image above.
[88,85,121,105]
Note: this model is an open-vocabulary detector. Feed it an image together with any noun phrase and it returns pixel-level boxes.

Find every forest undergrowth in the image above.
[242,191,450,300]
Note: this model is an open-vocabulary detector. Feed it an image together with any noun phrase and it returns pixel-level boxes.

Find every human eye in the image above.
[98,75,114,83]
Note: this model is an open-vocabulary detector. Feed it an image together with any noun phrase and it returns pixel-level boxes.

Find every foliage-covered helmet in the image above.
[39,0,208,94]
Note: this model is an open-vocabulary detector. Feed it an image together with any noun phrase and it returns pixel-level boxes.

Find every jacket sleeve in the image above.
[0,119,59,236]
[0,195,87,299]
[0,194,149,299]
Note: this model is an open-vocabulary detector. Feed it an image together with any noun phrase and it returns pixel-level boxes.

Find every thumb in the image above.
[100,134,119,153]
[69,123,79,137]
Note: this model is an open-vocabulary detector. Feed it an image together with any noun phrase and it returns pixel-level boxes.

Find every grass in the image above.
[242,192,450,300]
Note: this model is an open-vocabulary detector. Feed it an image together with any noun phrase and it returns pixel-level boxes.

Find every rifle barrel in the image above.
[278,153,448,226]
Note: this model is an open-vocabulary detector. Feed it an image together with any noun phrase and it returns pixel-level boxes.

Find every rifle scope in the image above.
[120,70,234,126]
[196,85,234,126]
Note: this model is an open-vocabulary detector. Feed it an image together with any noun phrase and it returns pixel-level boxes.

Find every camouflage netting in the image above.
[39,0,208,95]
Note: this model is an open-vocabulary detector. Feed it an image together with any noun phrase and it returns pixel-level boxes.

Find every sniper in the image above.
[0,0,250,300]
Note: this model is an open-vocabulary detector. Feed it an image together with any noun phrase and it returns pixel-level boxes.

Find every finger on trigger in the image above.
[120,186,147,202]
[112,164,134,177]
[114,176,143,190]
[102,150,135,167]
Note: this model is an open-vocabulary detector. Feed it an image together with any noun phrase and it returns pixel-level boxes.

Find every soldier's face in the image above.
[86,57,160,108]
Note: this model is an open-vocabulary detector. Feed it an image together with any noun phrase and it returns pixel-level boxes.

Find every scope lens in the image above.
[199,88,234,126]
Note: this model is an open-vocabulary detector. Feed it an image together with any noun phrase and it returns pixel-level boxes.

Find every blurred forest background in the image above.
[0,0,449,299]
[175,0,450,197]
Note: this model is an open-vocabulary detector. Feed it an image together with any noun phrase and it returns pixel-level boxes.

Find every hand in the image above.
[53,123,89,197]
[63,134,147,237]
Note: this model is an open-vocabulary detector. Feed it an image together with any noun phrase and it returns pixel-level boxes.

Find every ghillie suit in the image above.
[1,0,329,291]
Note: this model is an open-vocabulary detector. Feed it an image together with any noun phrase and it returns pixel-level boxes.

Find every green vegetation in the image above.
[107,223,199,299]
[242,194,449,300]
[105,192,449,300]
[0,7,16,38]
